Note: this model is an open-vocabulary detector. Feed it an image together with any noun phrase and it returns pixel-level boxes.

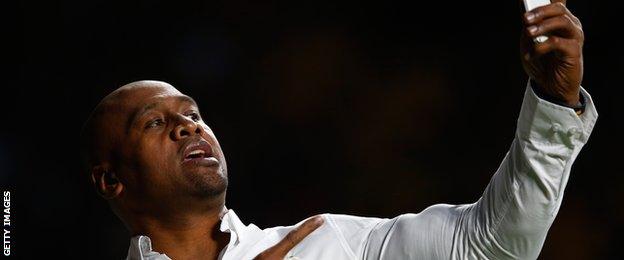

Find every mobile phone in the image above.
[523,0,551,43]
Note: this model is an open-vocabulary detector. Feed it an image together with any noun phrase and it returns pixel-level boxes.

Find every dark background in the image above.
[4,0,622,259]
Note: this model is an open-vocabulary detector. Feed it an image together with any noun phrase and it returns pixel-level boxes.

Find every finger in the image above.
[272,216,324,254]
[526,15,583,41]
[255,215,324,259]
[524,2,573,25]
[552,0,567,5]
[549,0,582,26]
[530,36,581,59]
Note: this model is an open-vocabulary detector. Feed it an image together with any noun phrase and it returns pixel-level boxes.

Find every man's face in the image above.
[101,82,228,211]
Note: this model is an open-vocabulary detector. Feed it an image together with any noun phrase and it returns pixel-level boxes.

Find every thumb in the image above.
[254,215,324,260]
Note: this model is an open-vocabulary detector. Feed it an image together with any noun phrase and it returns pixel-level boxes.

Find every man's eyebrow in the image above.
[173,95,198,108]
[126,95,199,132]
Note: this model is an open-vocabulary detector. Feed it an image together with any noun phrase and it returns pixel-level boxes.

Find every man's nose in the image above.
[171,115,202,140]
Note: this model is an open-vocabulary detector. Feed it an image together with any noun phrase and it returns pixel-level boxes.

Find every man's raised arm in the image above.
[343,1,597,259]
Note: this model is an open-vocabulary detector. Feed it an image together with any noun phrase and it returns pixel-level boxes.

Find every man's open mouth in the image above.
[186,149,207,159]
[181,141,219,166]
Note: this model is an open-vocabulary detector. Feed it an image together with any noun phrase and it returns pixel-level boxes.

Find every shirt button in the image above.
[551,123,562,133]
[568,127,581,138]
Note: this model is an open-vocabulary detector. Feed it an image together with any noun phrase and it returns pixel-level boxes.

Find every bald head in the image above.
[81,80,186,169]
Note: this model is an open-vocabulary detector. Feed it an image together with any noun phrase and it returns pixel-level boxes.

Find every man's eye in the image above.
[145,118,165,129]
[187,112,201,122]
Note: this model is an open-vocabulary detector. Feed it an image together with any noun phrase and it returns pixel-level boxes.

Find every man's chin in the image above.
[183,167,228,198]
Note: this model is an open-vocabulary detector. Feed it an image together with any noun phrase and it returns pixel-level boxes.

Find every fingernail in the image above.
[314,216,325,226]
[525,12,535,22]
[528,26,538,34]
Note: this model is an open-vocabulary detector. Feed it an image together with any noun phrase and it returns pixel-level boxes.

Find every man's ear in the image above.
[91,165,123,199]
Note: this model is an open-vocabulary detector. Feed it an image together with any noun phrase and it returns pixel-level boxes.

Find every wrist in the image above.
[563,92,581,107]
[530,79,585,114]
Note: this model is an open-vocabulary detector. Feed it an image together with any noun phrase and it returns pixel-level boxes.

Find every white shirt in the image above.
[126,82,598,260]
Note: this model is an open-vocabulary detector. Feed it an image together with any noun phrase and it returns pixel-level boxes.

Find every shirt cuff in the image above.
[516,80,598,145]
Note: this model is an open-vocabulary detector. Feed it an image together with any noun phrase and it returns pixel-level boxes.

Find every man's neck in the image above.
[130,204,230,260]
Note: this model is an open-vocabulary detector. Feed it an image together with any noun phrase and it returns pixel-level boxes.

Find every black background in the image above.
[4,0,622,259]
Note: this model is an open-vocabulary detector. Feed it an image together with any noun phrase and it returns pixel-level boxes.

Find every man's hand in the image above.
[254,215,324,260]
[520,0,584,106]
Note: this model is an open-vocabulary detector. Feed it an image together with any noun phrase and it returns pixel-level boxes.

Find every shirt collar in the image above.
[126,208,247,260]
[219,209,246,245]
[127,236,171,260]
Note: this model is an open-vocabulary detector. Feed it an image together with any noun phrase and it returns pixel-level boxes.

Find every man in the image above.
[82,1,597,259]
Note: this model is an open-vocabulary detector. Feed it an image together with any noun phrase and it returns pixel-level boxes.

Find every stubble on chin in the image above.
[184,167,228,198]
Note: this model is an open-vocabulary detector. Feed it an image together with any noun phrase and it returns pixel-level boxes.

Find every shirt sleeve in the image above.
[354,81,598,259]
